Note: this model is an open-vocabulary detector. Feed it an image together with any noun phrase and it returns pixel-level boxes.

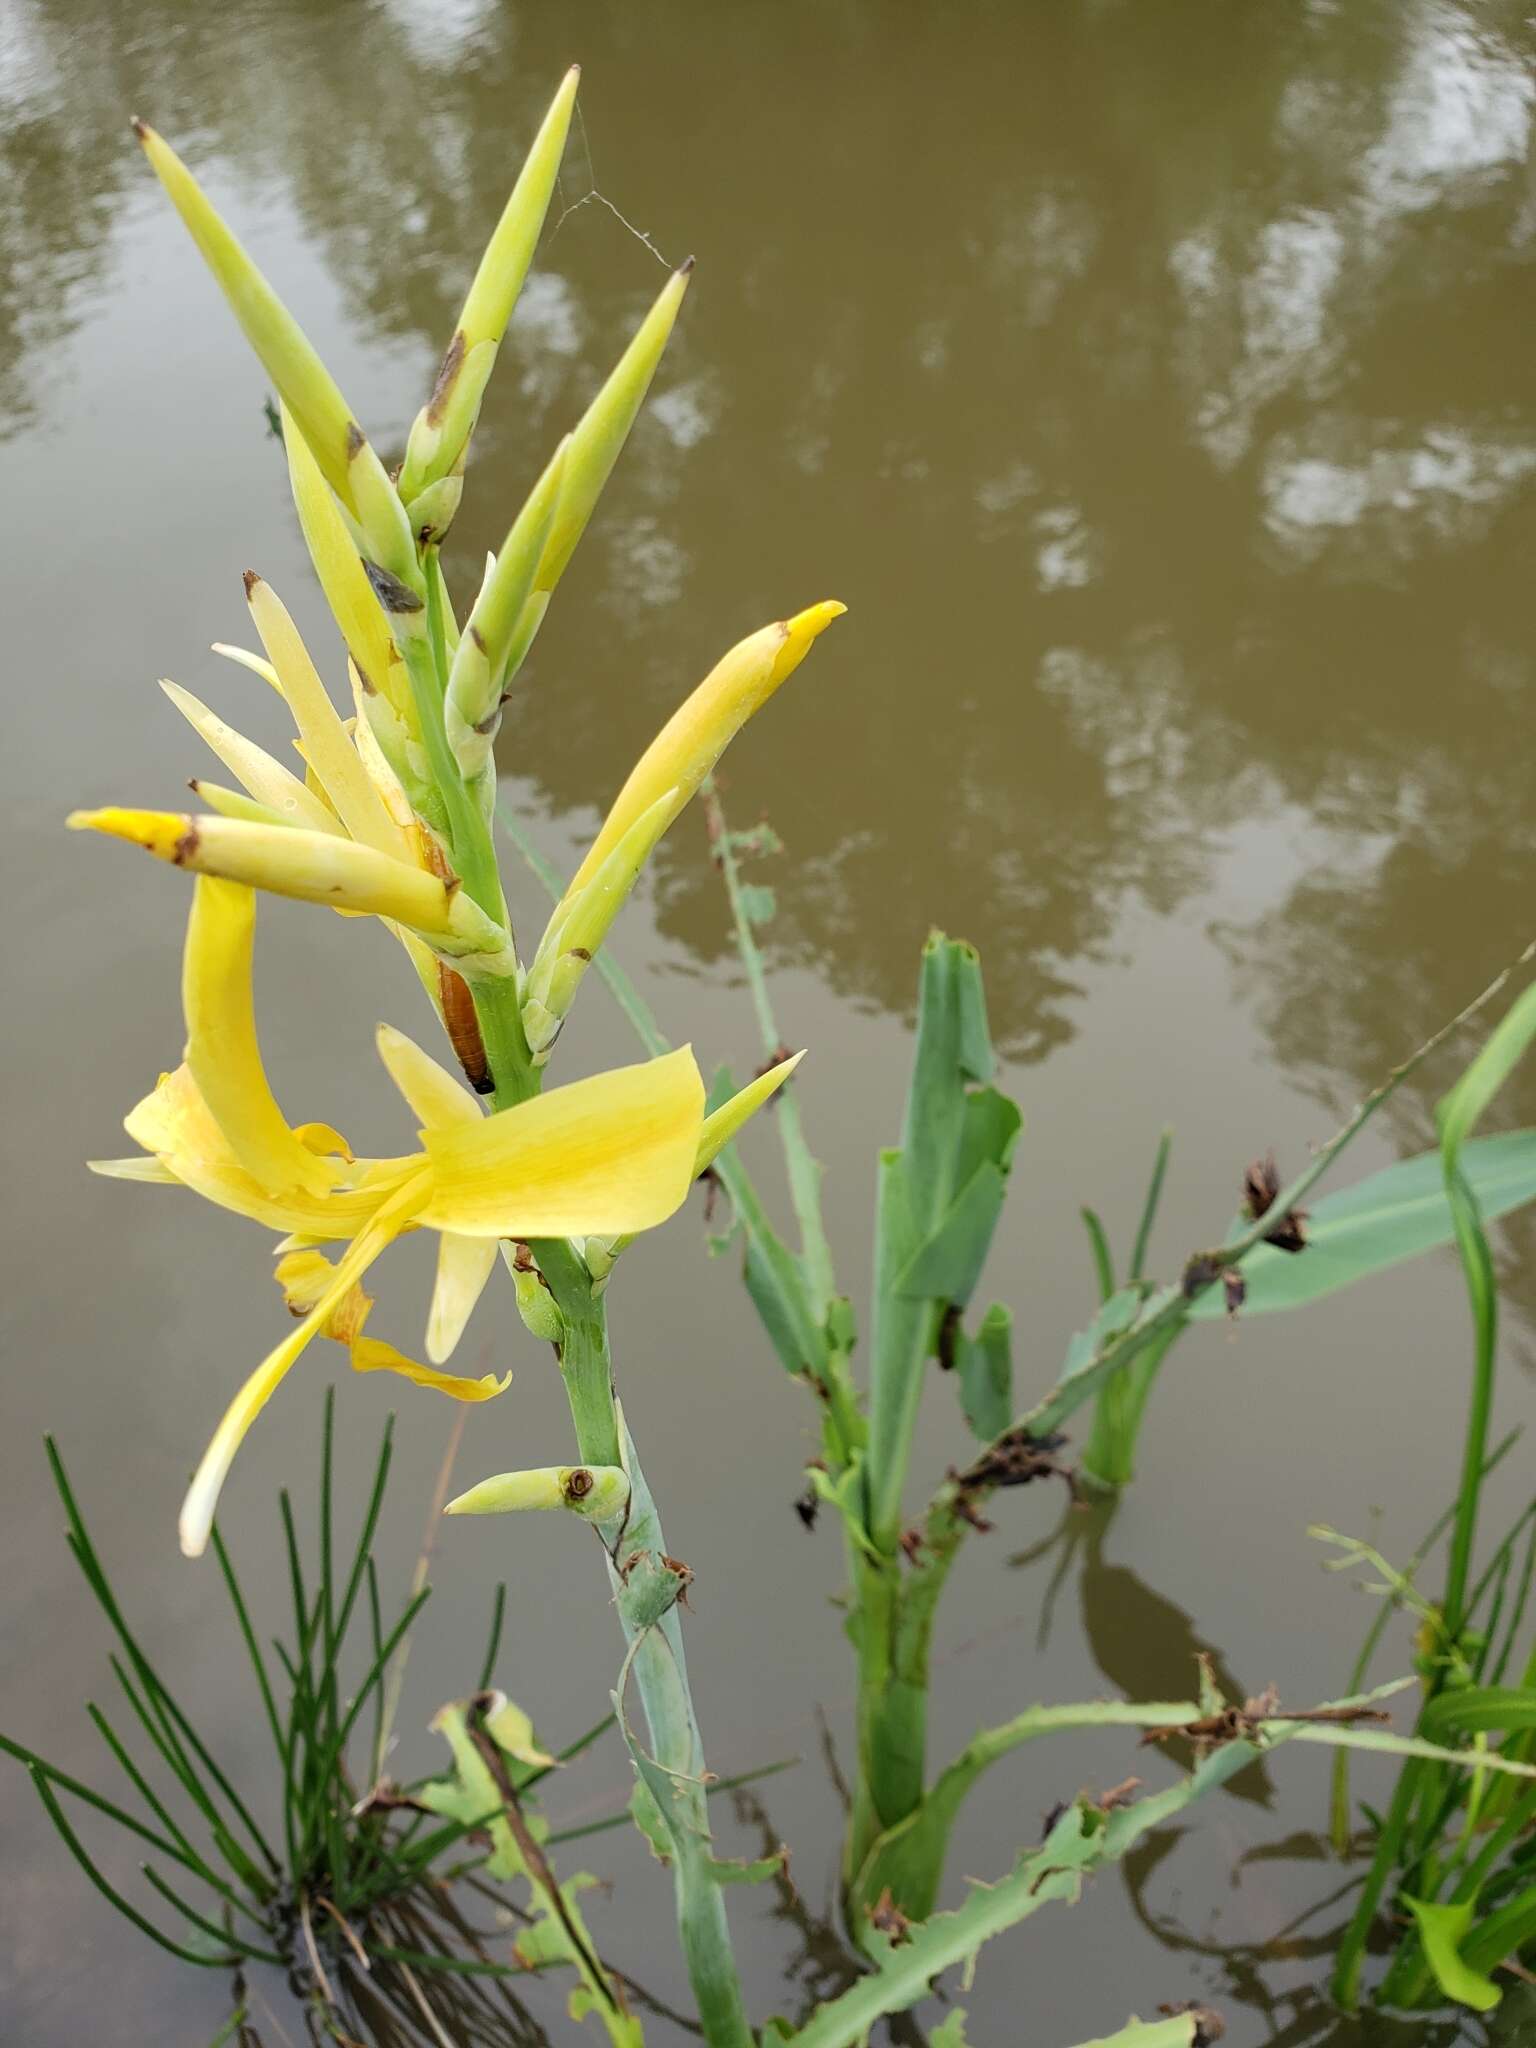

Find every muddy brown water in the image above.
[3,2,1535,2041]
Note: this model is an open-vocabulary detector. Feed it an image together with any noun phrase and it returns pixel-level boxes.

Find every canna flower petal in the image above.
[189,781,293,829]
[695,1052,806,1175]
[351,1339,511,1401]
[375,1023,483,1129]
[116,1063,416,1238]
[161,680,343,834]
[178,1169,430,1556]
[182,877,333,1198]
[419,1047,704,1238]
[552,603,846,931]
[243,575,407,859]
[427,1230,500,1363]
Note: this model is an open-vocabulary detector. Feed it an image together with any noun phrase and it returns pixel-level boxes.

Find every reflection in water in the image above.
[6,1,1536,2041]
[1015,1499,1277,1808]
[2,0,1530,1060]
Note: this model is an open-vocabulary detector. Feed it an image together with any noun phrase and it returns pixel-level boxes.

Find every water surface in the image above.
[3,2,1535,2041]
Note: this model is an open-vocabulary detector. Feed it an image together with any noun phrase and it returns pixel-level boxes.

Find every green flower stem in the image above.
[471,957,750,2044]
[533,1235,753,2048]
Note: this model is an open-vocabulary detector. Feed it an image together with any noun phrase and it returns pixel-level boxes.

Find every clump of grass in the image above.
[2,1392,505,1980]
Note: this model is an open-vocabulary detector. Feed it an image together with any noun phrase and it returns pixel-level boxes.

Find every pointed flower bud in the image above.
[444,437,567,780]
[399,66,580,510]
[549,601,846,937]
[67,808,517,973]
[445,1463,629,1522]
[133,120,414,581]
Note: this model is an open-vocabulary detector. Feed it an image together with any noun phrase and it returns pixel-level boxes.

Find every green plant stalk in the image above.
[1079,1325,1178,1490]
[469,937,750,2045]
[532,1235,751,2048]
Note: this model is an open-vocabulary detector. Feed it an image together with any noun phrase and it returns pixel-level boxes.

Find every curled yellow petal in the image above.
[351,1339,511,1402]
[427,1231,499,1364]
[555,603,845,924]
[124,1063,416,1238]
[419,1047,704,1239]
[696,1051,806,1175]
[178,1171,428,1557]
[183,877,332,1198]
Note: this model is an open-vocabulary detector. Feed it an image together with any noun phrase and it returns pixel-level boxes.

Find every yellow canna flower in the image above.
[89,876,706,1555]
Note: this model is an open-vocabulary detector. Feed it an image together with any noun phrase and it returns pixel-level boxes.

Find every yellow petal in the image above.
[88,1155,180,1184]
[282,406,405,714]
[376,1022,484,1130]
[555,604,845,924]
[419,1047,704,1239]
[210,643,281,691]
[178,1171,428,1557]
[695,1051,806,1175]
[243,575,406,859]
[427,1231,499,1364]
[274,1246,372,1344]
[160,680,343,834]
[350,1338,511,1402]
[125,1063,418,1238]
[182,877,333,1198]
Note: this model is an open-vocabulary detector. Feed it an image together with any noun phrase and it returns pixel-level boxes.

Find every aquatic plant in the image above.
[656,781,1536,1935]
[1326,979,1536,2014]
[0,1401,578,1975]
[67,73,831,2044]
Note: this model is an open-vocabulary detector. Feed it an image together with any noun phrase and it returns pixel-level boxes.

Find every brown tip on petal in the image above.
[241,569,262,597]
[566,61,581,79]
[678,255,697,277]
[129,115,149,139]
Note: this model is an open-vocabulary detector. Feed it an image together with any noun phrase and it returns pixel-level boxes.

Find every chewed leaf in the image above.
[1190,1130,1536,1319]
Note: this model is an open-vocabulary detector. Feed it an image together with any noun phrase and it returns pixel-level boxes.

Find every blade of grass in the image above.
[1129,1128,1173,1283]
[1080,1208,1115,1305]
[29,1765,237,1968]
[475,1584,506,1695]
[139,1863,285,1965]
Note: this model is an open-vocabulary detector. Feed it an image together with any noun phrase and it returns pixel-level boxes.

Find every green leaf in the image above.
[930,2013,971,2048]
[955,1304,1012,1442]
[1404,1897,1501,2012]
[709,1848,785,1886]
[744,1226,825,1379]
[895,1162,1008,1303]
[1421,1686,1536,1739]
[1188,1131,1536,1320]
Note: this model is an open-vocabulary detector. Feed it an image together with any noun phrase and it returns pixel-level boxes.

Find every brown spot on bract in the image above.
[346,421,365,461]
[468,625,487,653]
[172,822,201,866]
[241,568,262,598]
[569,947,592,963]
[363,560,424,615]
[868,1889,911,1944]
[426,330,466,426]
[354,663,377,696]
[564,1467,594,1502]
